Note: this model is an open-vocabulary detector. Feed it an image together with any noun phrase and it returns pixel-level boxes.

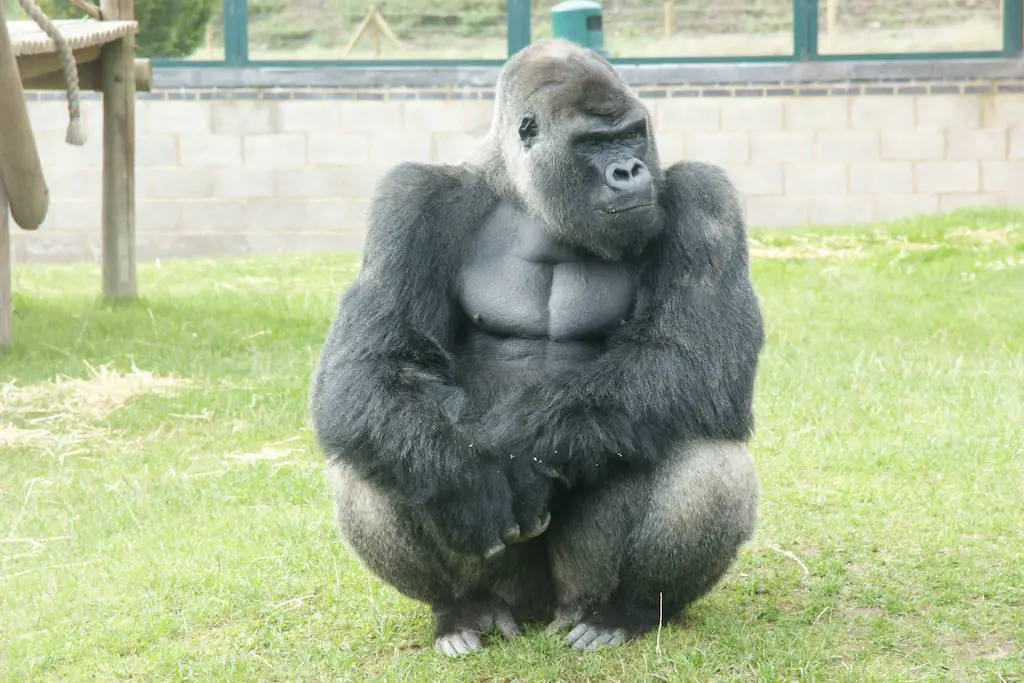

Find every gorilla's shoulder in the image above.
[658,160,747,258]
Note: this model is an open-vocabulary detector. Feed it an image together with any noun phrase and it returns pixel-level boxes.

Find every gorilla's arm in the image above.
[485,161,765,486]
[311,164,516,556]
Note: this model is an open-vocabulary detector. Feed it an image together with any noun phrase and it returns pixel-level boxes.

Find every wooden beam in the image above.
[100,0,136,300]
[1,185,10,352]
[0,2,49,232]
[15,45,102,80]
[21,57,152,92]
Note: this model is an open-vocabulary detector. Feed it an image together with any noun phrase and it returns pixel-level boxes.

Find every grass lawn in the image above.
[1,208,1022,681]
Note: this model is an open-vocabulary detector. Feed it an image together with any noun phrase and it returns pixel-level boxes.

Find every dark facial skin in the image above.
[514,92,662,261]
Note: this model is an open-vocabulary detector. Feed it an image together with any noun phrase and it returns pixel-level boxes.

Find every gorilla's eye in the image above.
[518,115,539,146]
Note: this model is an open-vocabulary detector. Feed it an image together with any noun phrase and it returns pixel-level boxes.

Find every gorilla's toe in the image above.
[435,630,482,657]
[566,622,628,650]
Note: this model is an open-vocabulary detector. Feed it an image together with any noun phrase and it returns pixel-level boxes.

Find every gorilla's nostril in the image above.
[612,168,630,182]
[631,163,645,177]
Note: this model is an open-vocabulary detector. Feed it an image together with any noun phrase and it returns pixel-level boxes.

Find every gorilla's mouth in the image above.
[601,202,654,215]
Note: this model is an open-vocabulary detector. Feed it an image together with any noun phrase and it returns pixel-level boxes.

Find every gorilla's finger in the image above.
[462,630,482,650]
[566,623,594,649]
[586,629,626,649]
[483,543,506,561]
[518,512,551,540]
[501,524,521,545]
[437,638,458,658]
[495,611,522,639]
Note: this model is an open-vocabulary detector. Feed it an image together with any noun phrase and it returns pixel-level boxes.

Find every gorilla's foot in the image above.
[432,599,522,657]
[551,602,663,651]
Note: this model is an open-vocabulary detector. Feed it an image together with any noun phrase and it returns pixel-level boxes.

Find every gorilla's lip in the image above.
[601,202,655,215]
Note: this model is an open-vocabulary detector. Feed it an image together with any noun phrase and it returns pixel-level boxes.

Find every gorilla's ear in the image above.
[518,115,539,148]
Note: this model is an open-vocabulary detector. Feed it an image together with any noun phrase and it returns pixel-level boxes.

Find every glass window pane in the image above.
[817,0,1004,54]
[247,0,509,61]
[531,0,795,58]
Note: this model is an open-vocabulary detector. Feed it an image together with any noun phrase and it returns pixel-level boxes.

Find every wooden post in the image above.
[1,185,10,352]
[100,0,137,300]
[663,2,674,39]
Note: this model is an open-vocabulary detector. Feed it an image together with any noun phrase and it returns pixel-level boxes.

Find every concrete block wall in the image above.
[10,70,1024,263]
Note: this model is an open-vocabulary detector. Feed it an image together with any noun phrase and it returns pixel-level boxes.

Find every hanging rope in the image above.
[16,0,86,146]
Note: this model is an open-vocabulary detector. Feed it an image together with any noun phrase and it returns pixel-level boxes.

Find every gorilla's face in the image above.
[495,42,664,261]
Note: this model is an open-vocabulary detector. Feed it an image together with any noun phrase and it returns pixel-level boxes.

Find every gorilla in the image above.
[310,38,765,656]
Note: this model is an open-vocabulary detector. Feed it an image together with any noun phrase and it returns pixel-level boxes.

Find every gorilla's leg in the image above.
[546,440,758,650]
[327,462,555,656]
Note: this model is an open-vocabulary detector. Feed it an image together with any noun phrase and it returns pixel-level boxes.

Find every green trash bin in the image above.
[551,0,606,54]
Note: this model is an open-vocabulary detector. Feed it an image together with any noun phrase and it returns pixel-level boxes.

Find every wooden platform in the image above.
[2,5,142,351]
[8,18,136,56]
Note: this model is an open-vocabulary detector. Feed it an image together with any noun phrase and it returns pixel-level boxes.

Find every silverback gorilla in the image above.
[310,39,765,656]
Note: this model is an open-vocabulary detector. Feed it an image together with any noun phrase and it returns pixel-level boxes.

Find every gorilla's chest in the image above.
[456,204,635,341]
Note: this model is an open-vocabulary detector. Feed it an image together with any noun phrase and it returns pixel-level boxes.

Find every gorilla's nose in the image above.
[604,159,652,194]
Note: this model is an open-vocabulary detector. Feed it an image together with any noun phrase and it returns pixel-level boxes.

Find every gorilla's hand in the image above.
[503,454,561,542]
[429,460,519,561]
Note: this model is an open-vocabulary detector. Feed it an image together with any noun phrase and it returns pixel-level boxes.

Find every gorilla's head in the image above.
[484,39,664,260]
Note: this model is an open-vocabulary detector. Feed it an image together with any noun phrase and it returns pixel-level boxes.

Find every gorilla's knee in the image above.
[643,440,759,552]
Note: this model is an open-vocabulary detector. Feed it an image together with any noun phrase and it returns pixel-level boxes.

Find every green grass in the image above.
[2,208,1023,681]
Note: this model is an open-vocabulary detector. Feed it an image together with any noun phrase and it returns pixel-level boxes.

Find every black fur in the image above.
[310,38,765,655]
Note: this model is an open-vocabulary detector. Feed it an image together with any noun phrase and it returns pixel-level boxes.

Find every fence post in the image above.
[793,0,819,60]
[1005,0,1023,57]
[507,0,531,57]
[223,0,249,64]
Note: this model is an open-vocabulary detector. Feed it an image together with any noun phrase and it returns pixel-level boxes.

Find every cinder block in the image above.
[851,97,914,129]
[981,94,1024,127]
[213,168,275,198]
[25,100,81,134]
[244,134,306,167]
[848,162,914,195]
[722,163,783,196]
[916,95,981,128]
[784,97,850,130]
[338,166,387,199]
[655,99,720,132]
[687,132,748,163]
[720,99,783,131]
[245,200,305,232]
[915,162,979,193]
[784,162,846,195]
[750,131,814,163]
[655,133,686,164]
[20,233,97,263]
[212,100,274,134]
[274,168,344,198]
[434,132,486,163]
[44,166,103,201]
[138,168,214,198]
[137,199,184,232]
[306,199,370,231]
[340,102,404,133]
[40,199,101,231]
[371,133,433,166]
[1009,124,1024,159]
[872,194,939,221]
[277,101,339,132]
[809,196,874,225]
[745,196,809,227]
[946,128,1008,161]
[403,101,465,132]
[246,231,366,255]
[938,194,1007,211]
[308,133,371,165]
[137,135,178,166]
[880,129,945,161]
[138,100,212,134]
[815,131,879,161]
[180,200,246,232]
[981,162,1024,192]
[464,101,496,134]
[179,134,243,166]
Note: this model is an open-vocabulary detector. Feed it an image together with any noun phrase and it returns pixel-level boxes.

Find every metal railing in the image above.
[144,0,1023,68]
